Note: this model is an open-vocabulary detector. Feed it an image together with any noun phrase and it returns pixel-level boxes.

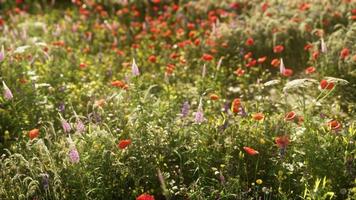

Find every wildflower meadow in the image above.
[0,0,355,199]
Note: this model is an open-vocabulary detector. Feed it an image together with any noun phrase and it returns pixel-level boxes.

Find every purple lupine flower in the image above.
[279,58,285,74]
[75,119,85,134]
[132,58,140,76]
[62,119,71,133]
[194,99,204,123]
[59,115,71,133]
[41,173,49,190]
[181,101,190,118]
[2,81,13,100]
[68,148,80,163]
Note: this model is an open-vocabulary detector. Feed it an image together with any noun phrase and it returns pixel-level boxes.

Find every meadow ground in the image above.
[0,0,355,199]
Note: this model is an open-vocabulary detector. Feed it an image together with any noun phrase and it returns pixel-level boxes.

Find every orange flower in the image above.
[327,120,341,131]
[111,80,128,89]
[252,112,264,121]
[243,147,259,155]
[29,128,40,140]
[202,53,214,61]
[285,111,296,121]
[320,79,334,90]
[118,139,131,149]
[231,98,241,113]
[273,45,284,53]
[210,94,219,101]
[275,135,290,148]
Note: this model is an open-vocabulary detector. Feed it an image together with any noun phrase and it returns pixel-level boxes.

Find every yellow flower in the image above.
[256,179,263,185]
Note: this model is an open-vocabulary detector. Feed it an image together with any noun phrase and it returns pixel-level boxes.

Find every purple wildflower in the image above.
[239,106,247,117]
[132,58,140,76]
[194,99,204,124]
[68,148,80,163]
[59,115,71,133]
[2,81,13,100]
[62,119,71,133]
[181,101,190,118]
[58,103,65,113]
[75,119,85,134]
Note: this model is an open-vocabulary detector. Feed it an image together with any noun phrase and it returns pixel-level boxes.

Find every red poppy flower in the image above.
[299,3,311,11]
[0,18,5,26]
[234,68,245,76]
[305,66,316,74]
[166,64,175,75]
[252,113,264,121]
[261,2,268,12]
[148,55,157,63]
[285,111,296,121]
[340,48,350,59]
[257,56,267,64]
[79,63,87,69]
[231,98,241,113]
[244,52,252,60]
[118,139,131,149]
[194,38,200,46]
[243,147,259,155]
[245,37,254,46]
[275,135,290,148]
[136,193,155,200]
[202,53,213,61]
[273,45,284,53]
[312,51,320,60]
[320,79,334,90]
[152,0,160,4]
[271,58,280,67]
[29,128,40,140]
[246,59,257,67]
[327,120,341,131]
[282,68,293,77]
[304,43,313,51]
